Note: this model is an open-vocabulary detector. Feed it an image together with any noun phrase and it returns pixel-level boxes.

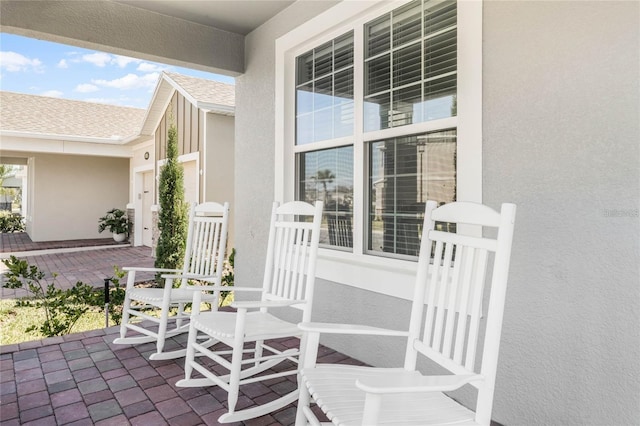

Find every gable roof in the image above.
[139,72,235,136]
[0,91,145,143]
[165,72,235,109]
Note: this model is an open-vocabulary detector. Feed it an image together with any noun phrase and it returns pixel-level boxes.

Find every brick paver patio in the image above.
[0,326,355,425]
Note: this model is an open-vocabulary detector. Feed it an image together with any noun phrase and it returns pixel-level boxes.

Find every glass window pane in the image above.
[334,69,353,105]
[314,41,333,79]
[296,81,313,114]
[365,54,391,96]
[364,92,391,132]
[364,0,458,134]
[296,113,313,146]
[314,76,333,110]
[423,74,456,120]
[313,108,333,142]
[334,102,354,138]
[295,31,354,145]
[394,43,422,87]
[365,15,391,58]
[424,30,457,79]
[296,50,314,84]
[335,33,354,71]
[391,84,422,126]
[425,1,457,36]
[368,130,456,257]
[393,0,421,48]
[298,146,354,249]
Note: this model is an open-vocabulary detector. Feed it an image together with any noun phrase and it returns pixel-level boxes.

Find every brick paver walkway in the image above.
[1,234,155,299]
[1,233,122,254]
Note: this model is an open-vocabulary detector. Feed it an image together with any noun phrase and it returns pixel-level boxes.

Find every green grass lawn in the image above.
[0,298,107,346]
[0,295,234,346]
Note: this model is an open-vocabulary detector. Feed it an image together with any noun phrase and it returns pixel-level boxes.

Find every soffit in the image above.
[113,0,296,35]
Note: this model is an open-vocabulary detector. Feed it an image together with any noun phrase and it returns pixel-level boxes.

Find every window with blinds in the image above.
[368,129,456,256]
[292,0,460,258]
[298,147,354,249]
[364,0,457,132]
[296,32,354,145]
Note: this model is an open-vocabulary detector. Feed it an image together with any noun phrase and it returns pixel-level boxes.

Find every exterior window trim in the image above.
[276,0,482,300]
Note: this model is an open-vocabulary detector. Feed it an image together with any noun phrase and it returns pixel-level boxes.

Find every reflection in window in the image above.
[364,0,457,132]
[298,147,354,249]
[368,129,456,257]
[296,32,354,145]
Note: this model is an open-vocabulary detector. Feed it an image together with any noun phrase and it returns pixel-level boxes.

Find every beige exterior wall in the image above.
[28,153,129,241]
[204,113,235,247]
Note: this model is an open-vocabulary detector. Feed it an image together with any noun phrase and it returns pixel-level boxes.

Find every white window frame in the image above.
[275,0,482,300]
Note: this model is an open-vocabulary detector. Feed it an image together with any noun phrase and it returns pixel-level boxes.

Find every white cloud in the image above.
[0,51,43,72]
[92,72,159,90]
[41,90,63,98]
[82,52,112,67]
[57,59,68,69]
[113,55,139,68]
[137,62,167,73]
[81,52,141,69]
[75,83,99,93]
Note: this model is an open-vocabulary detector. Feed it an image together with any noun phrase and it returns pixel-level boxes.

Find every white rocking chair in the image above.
[296,200,517,426]
[113,201,230,360]
[176,200,323,423]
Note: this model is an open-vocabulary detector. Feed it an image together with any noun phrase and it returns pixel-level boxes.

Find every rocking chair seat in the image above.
[127,287,219,304]
[192,311,301,341]
[301,365,477,426]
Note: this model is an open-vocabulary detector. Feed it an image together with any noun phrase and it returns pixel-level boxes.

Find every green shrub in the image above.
[0,211,25,233]
[2,256,100,337]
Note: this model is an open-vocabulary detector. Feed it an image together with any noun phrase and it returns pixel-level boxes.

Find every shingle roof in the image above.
[0,91,145,140]
[164,72,235,108]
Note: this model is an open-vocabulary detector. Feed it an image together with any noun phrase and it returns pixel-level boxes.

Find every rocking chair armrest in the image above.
[298,322,409,337]
[356,374,483,394]
[231,300,304,309]
[184,285,263,293]
[122,266,181,273]
[160,273,220,283]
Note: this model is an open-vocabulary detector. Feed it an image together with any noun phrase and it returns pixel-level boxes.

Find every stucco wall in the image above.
[482,2,639,424]
[235,0,339,290]
[205,113,235,247]
[238,1,640,425]
[30,153,130,242]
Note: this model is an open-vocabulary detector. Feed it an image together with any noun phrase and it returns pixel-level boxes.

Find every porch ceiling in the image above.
[114,0,296,35]
[0,0,296,76]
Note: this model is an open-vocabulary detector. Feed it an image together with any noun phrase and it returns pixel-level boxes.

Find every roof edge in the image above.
[0,130,131,145]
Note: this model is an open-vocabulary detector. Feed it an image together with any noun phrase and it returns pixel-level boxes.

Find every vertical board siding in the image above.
[156,91,203,160]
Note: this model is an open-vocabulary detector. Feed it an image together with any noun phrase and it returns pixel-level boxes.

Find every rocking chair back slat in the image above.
[410,201,517,397]
[262,202,323,319]
[185,203,228,279]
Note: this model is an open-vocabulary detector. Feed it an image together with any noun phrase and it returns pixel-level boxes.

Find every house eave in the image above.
[199,102,236,116]
[0,130,133,145]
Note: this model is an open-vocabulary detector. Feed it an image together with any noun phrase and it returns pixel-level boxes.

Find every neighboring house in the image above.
[0,72,235,247]
[0,91,148,241]
[1,2,638,426]
[128,72,235,248]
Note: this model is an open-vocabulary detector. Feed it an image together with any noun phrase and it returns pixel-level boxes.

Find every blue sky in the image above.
[0,33,234,109]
